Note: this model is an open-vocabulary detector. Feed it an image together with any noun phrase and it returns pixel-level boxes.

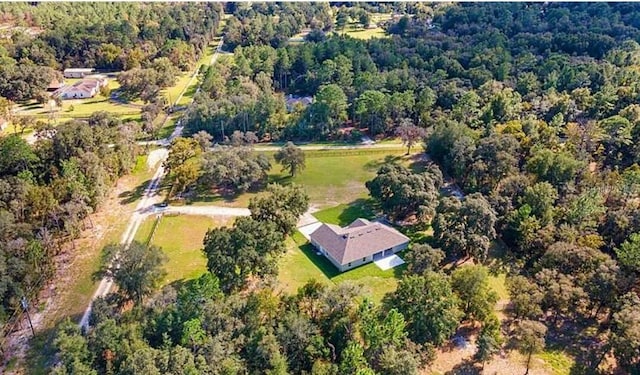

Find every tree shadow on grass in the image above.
[363,154,403,172]
[337,198,376,226]
[118,179,151,205]
[269,173,292,185]
[180,84,198,102]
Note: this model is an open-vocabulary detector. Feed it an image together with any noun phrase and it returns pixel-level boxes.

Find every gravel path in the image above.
[165,205,250,217]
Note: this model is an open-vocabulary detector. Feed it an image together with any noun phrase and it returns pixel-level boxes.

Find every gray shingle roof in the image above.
[310,219,410,265]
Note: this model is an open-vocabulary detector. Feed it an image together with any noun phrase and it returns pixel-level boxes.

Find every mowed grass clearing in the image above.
[270,149,407,207]
[162,43,217,107]
[340,27,387,40]
[138,214,232,285]
[187,148,409,208]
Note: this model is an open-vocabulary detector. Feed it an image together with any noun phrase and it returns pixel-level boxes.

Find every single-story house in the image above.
[285,95,313,112]
[63,68,95,78]
[310,218,410,272]
[53,76,108,100]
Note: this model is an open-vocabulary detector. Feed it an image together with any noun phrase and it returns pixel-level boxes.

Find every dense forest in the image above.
[0,1,225,335]
[0,112,138,326]
[1,1,640,374]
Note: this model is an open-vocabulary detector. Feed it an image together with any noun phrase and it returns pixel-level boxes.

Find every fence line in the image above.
[145,214,163,246]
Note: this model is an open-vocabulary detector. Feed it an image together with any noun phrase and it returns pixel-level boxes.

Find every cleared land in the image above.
[13,80,140,129]
[188,148,409,208]
[340,27,387,40]
[136,214,232,285]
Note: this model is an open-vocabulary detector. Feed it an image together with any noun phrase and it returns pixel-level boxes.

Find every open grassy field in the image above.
[271,149,407,207]
[162,73,193,107]
[312,201,375,227]
[537,349,575,375]
[340,27,387,40]
[15,92,139,121]
[140,214,232,286]
[187,148,411,208]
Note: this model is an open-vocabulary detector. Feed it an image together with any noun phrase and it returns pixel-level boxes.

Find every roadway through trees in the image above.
[78,37,225,331]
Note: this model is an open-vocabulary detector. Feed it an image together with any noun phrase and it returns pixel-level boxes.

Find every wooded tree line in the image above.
[0,2,221,104]
[0,2,221,71]
[185,2,640,151]
[223,2,334,50]
[0,112,138,324]
[163,135,306,199]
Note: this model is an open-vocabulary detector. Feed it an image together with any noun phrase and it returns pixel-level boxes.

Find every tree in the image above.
[355,90,387,135]
[359,11,371,28]
[200,147,271,192]
[366,163,442,222]
[358,301,407,362]
[395,119,427,154]
[202,217,285,293]
[384,272,462,346]
[475,323,501,370]
[513,320,547,375]
[339,341,372,375]
[276,312,327,374]
[313,84,348,134]
[520,182,558,226]
[249,183,309,235]
[97,242,167,304]
[610,293,640,372]
[274,142,306,177]
[336,9,349,32]
[0,134,39,176]
[451,265,499,322]
[53,319,97,375]
[506,275,544,320]
[405,244,445,275]
[615,232,640,274]
[192,130,213,152]
[432,194,497,262]
[525,148,583,189]
[164,137,202,197]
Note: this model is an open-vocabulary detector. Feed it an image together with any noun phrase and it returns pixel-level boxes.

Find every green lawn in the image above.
[537,349,575,375]
[142,214,232,285]
[270,149,407,207]
[16,94,139,121]
[487,272,509,300]
[187,148,410,208]
[163,43,216,107]
[162,73,193,106]
[341,27,387,40]
[312,202,375,226]
[278,230,404,303]
[157,113,180,139]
